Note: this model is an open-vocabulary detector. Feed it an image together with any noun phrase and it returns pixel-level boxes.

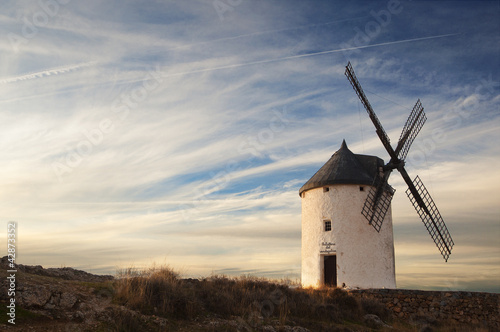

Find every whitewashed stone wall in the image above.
[301,184,396,289]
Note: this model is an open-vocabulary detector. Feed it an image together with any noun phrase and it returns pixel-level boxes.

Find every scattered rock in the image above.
[271,326,311,332]
[73,310,85,322]
[291,327,311,332]
[17,287,52,307]
[1,256,113,282]
[60,292,78,309]
[363,314,391,329]
[420,326,434,332]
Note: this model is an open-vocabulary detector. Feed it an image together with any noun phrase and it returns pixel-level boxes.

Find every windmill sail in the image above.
[362,175,395,232]
[395,99,427,161]
[405,176,454,261]
[345,62,395,160]
[344,61,454,261]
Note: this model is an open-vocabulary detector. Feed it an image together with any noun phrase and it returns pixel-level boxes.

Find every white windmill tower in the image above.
[300,140,397,289]
[300,62,454,289]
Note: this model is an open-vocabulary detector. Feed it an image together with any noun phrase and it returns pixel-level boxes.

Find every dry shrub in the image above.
[112,265,384,327]
[196,275,289,318]
[285,287,361,323]
[114,266,199,319]
[359,298,391,321]
[196,276,239,316]
[108,308,144,332]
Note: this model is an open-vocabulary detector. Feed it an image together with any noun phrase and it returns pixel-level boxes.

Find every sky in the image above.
[0,0,499,293]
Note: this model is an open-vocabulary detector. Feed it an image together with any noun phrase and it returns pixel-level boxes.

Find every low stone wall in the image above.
[348,289,499,329]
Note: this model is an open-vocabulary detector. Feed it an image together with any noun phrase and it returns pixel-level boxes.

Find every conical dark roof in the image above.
[299,140,382,196]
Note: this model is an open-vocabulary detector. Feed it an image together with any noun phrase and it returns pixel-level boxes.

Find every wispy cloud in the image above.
[0,62,96,84]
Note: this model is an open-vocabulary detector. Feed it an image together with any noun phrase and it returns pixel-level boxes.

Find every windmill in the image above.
[344,62,454,262]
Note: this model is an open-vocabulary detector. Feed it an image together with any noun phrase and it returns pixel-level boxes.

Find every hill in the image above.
[0,257,494,331]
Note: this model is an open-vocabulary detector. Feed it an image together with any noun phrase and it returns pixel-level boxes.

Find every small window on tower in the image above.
[324,220,332,232]
[323,187,329,193]
[359,186,364,191]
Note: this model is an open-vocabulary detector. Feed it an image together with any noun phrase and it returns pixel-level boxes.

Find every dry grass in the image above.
[114,265,198,319]
[112,265,494,331]
[112,264,394,331]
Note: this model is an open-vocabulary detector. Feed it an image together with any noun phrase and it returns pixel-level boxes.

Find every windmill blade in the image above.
[361,170,396,232]
[395,99,427,161]
[400,171,454,261]
[345,62,397,160]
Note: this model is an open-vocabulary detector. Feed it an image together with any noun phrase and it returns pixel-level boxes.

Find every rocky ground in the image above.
[0,256,115,331]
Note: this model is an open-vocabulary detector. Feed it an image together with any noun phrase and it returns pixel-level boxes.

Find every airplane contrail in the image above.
[0,61,96,84]
[158,33,461,78]
[159,16,370,51]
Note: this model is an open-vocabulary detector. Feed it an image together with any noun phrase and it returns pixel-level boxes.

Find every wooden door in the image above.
[324,255,337,287]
